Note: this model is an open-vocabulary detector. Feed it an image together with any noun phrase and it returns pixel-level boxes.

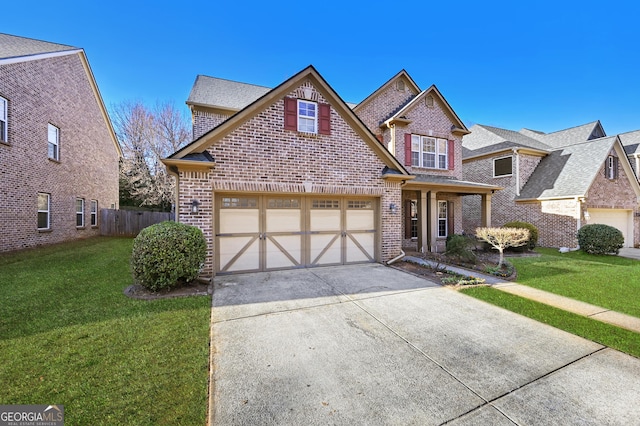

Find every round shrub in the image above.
[503,220,539,250]
[577,224,624,255]
[131,221,206,291]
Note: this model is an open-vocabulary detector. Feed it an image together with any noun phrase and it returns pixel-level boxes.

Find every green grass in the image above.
[461,287,640,358]
[509,247,640,318]
[0,237,211,425]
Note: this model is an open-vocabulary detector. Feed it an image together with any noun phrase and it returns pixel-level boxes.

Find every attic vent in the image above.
[425,95,434,108]
[396,80,405,92]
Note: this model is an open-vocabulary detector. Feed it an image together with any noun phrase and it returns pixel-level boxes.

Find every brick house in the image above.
[0,33,121,252]
[462,121,640,248]
[164,66,498,278]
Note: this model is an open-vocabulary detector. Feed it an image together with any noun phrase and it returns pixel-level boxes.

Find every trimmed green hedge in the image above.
[131,221,206,291]
[577,224,624,255]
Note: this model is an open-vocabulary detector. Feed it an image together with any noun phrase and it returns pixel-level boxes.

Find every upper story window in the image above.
[284,97,331,135]
[493,156,513,177]
[298,100,317,133]
[0,96,7,143]
[48,124,59,161]
[38,193,50,230]
[76,198,85,228]
[410,134,448,169]
[605,155,618,180]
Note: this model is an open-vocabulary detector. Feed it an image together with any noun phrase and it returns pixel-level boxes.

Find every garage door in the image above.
[587,209,632,247]
[216,195,377,274]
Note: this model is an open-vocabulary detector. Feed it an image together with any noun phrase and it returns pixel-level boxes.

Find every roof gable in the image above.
[353,70,420,113]
[384,85,469,135]
[168,65,409,175]
[517,136,639,200]
[539,121,605,148]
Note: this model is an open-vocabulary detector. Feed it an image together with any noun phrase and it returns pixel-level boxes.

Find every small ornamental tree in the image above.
[131,221,206,291]
[475,227,530,266]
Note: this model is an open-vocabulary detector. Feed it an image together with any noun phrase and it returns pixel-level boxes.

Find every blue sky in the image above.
[4,0,640,135]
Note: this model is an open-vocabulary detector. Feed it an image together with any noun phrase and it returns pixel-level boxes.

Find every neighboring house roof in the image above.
[186,75,271,111]
[536,121,605,148]
[167,65,410,177]
[517,136,621,200]
[619,129,640,156]
[0,32,77,59]
[0,33,122,157]
[462,124,551,159]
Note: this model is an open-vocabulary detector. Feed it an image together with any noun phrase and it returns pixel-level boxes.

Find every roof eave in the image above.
[162,157,216,171]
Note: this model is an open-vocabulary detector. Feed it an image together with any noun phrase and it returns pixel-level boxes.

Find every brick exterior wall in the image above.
[463,150,640,248]
[192,109,230,140]
[177,80,402,275]
[0,54,119,252]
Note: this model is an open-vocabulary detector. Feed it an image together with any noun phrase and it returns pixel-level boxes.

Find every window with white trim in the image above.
[76,198,85,227]
[493,156,512,177]
[438,200,448,238]
[605,155,618,180]
[90,200,98,226]
[411,135,448,169]
[0,96,7,143]
[48,124,59,160]
[298,100,317,133]
[38,193,50,230]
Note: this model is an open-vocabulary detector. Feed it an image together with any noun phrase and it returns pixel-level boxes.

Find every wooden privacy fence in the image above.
[100,209,173,237]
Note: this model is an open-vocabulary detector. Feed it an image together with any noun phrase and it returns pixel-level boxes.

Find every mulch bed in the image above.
[124,280,212,300]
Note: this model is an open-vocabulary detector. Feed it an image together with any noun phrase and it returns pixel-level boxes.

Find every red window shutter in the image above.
[284,97,297,130]
[448,140,455,170]
[319,103,331,135]
[404,133,412,167]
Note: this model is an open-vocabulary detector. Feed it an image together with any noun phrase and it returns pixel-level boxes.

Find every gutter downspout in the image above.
[387,249,406,265]
[513,148,520,196]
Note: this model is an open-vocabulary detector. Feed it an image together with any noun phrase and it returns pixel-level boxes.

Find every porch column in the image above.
[429,191,438,252]
[481,193,492,227]
[419,190,428,252]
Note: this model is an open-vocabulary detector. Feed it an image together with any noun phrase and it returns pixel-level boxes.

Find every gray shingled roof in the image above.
[0,33,77,60]
[620,130,640,155]
[517,136,616,200]
[186,75,271,110]
[537,121,605,148]
[462,124,552,158]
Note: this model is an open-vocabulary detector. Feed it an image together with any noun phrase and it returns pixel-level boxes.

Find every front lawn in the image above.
[461,287,640,358]
[0,237,211,425]
[509,247,640,318]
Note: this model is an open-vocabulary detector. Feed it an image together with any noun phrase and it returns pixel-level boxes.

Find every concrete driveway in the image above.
[210,264,640,425]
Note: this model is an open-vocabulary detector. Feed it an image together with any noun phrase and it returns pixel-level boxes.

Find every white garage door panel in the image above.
[588,209,632,247]
[216,195,378,274]
[346,210,374,230]
[219,237,260,272]
[346,233,375,263]
[219,209,259,233]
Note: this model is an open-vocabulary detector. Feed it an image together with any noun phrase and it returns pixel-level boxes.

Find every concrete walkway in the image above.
[403,255,640,334]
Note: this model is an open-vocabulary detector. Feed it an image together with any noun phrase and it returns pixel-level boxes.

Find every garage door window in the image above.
[348,200,373,209]
[221,197,257,208]
[312,200,339,209]
[268,198,300,208]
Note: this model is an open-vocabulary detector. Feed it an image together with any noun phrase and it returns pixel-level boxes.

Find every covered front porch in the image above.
[401,176,501,253]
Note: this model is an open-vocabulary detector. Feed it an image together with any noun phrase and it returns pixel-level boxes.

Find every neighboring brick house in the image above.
[165,66,498,278]
[462,121,640,248]
[0,33,121,252]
